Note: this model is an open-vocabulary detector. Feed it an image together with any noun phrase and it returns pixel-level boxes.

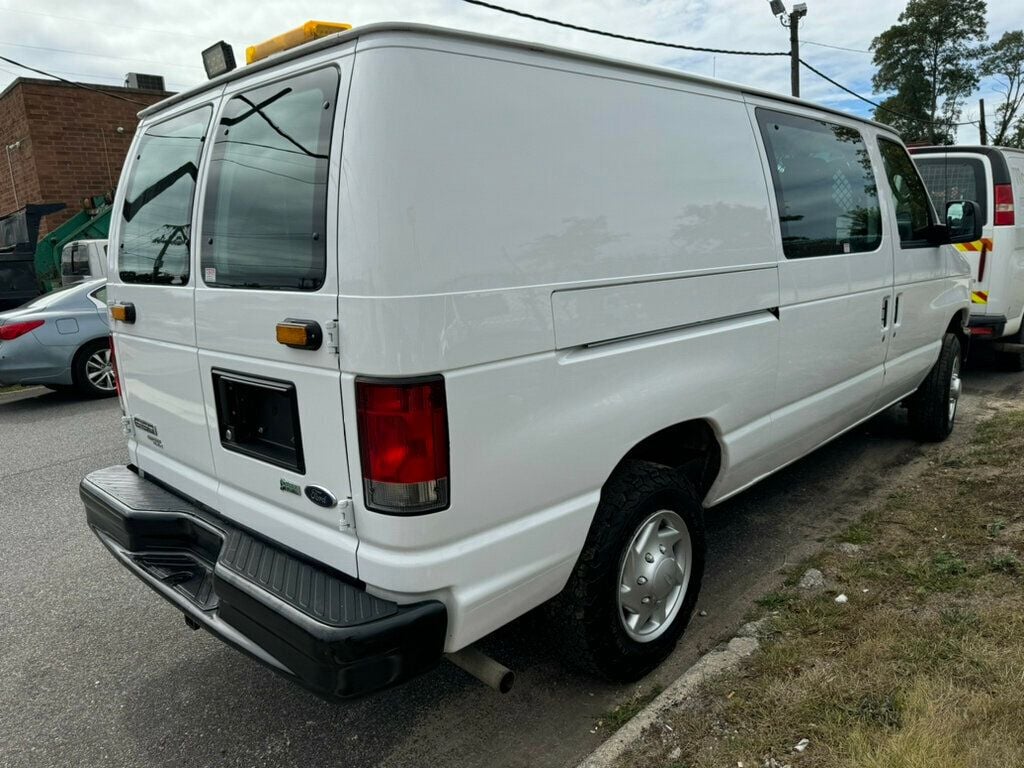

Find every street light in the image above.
[767,0,808,98]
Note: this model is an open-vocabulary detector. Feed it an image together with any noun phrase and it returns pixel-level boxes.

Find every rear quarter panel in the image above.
[340,34,780,648]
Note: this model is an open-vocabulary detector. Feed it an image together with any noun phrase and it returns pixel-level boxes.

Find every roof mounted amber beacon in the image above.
[245,21,353,65]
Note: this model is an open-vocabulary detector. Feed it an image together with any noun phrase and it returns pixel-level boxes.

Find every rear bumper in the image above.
[968,313,1007,339]
[80,465,447,700]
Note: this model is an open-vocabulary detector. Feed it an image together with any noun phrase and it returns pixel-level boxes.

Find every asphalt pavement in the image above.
[2,366,1022,768]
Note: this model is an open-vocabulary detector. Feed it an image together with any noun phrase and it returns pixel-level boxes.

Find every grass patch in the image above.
[0,384,23,394]
[600,686,663,732]
[620,406,1024,768]
[755,591,794,611]
[987,553,1020,575]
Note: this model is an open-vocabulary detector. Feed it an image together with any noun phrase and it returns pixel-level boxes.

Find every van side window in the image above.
[756,109,882,259]
[119,107,212,285]
[200,67,339,291]
[878,139,934,246]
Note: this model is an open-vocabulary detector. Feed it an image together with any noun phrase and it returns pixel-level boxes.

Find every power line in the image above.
[0,5,211,41]
[0,39,202,70]
[0,62,190,91]
[0,54,150,105]
[803,40,871,54]
[462,0,980,132]
[461,0,789,57]
[799,58,979,127]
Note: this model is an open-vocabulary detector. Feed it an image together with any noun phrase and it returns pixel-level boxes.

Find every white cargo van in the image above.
[911,146,1024,369]
[60,239,108,286]
[81,22,979,699]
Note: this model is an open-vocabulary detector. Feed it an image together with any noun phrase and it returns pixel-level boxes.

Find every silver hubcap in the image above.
[617,509,692,643]
[85,348,116,392]
[948,353,961,424]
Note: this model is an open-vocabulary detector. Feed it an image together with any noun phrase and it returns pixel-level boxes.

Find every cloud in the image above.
[0,0,1015,143]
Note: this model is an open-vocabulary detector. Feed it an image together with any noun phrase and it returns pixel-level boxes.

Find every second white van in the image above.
[912,145,1024,369]
[81,22,979,699]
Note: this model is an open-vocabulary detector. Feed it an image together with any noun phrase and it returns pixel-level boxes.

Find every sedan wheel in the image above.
[74,340,117,398]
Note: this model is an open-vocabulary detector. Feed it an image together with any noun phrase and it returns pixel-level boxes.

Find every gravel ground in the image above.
[1,366,1020,768]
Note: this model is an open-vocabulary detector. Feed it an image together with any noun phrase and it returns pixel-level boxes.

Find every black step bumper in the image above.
[968,313,1007,338]
[80,465,447,700]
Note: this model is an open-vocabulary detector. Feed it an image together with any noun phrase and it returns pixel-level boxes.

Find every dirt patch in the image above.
[618,407,1024,768]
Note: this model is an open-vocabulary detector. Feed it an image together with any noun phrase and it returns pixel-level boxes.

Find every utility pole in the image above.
[788,8,801,97]
[979,98,987,145]
[769,2,808,98]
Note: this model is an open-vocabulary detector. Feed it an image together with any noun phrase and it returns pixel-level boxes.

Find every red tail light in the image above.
[0,319,43,341]
[356,376,449,514]
[994,183,1015,226]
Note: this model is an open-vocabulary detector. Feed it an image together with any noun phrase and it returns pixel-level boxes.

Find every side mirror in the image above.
[947,200,983,243]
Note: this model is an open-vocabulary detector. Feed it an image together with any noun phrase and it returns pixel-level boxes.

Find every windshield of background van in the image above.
[119,107,211,285]
[200,67,339,291]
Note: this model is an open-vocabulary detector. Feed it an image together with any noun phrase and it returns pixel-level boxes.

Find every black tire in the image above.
[72,338,117,398]
[907,332,962,442]
[549,460,705,682]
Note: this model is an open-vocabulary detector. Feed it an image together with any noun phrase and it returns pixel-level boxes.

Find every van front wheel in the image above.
[550,460,705,681]
[907,332,962,442]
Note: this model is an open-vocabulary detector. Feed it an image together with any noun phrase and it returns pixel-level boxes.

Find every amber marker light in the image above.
[276,320,322,350]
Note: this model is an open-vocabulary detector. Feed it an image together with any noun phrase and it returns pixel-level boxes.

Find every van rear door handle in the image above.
[881,296,889,330]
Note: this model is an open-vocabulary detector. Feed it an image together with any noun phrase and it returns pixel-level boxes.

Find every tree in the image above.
[980,30,1024,147]
[870,0,988,144]
[874,68,953,144]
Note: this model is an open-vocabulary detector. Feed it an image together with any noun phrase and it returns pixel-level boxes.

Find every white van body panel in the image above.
[191,45,359,576]
[106,88,225,501]
[107,24,970,653]
[1003,151,1024,335]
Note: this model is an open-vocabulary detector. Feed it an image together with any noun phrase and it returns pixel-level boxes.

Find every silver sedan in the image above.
[0,279,115,397]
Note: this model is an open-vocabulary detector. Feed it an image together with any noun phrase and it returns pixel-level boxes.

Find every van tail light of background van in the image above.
[994,184,1015,226]
[356,376,450,515]
[0,319,43,341]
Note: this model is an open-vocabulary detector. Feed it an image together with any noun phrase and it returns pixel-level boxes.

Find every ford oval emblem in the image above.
[304,485,337,508]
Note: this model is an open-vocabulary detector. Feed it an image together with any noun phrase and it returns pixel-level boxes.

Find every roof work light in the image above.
[202,41,237,79]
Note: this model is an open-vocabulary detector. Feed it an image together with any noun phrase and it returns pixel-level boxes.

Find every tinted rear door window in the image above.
[200,67,339,290]
[120,107,212,285]
[757,109,882,259]
[915,157,988,223]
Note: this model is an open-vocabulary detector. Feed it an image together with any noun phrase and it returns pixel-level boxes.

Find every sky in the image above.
[0,0,1019,143]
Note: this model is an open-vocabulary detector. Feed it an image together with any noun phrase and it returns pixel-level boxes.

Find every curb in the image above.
[0,386,44,402]
[577,626,765,768]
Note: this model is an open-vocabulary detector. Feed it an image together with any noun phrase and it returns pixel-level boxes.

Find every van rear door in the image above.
[109,101,219,503]
[192,63,357,575]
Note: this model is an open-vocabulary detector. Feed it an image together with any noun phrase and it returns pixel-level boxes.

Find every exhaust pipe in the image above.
[446,646,515,693]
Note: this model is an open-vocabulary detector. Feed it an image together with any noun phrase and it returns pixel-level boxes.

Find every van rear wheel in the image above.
[550,460,705,681]
[907,332,961,442]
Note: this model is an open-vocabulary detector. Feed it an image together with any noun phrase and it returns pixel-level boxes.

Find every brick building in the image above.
[0,77,172,233]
